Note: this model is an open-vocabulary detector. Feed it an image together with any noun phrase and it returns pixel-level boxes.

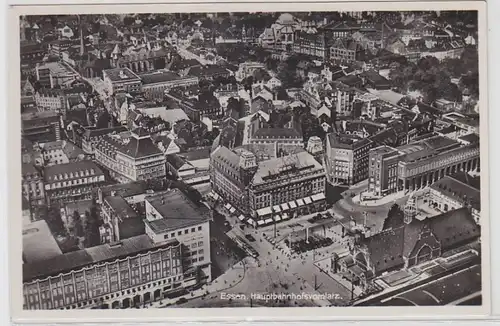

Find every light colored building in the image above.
[102,67,142,95]
[35,62,79,89]
[210,146,327,226]
[22,163,45,208]
[141,71,198,101]
[23,235,184,310]
[40,140,86,166]
[367,135,480,197]
[34,88,67,116]
[325,133,373,186]
[428,173,481,224]
[94,127,166,183]
[144,190,212,284]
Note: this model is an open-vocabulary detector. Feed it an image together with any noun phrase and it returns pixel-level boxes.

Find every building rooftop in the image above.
[430,173,481,211]
[23,220,63,265]
[144,189,210,233]
[103,67,141,82]
[100,180,150,199]
[141,71,185,85]
[364,207,480,274]
[44,160,104,183]
[98,131,163,160]
[137,107,189,126]
[37,61,77,77]
[23,234,179,282]
[252,151,324,185]
[328,133,372,150]
[458,133,480,144]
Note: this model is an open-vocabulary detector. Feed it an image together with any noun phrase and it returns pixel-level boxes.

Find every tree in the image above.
[123,16,135,26]
[45,206,66,236]
[73,210,84,237]
[84,204,101,247]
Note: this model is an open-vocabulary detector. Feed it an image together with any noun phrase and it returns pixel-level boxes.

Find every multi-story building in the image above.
[292,30,332,60]
[101,195,145,243]
[22,163,46,208]
[324,133,373,186]
[48,39,74,58]
[144,190,212,283]
[330,82,357,116]
[34,88,67,116]
[210,146,327,226]
[35,62,79,89]
[20,42,46,65]
[40,140,86,166]
[235,62,266,81]
[111,45,173,74]
[43,160,106,205]
[329,38,363,63]
[367,134,480,197]
[246,114,304,154]
[428,172,481,224]
[79,126,128,155]
[140,71,199,101]
[102,68,142,95]
[22,111,62,144]
[94,127,166,183]
[23,235,184,309]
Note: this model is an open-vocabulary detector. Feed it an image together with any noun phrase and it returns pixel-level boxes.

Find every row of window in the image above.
[163,227,204,240]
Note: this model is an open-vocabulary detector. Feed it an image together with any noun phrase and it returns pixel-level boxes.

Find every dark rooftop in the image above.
[23,234,179,282]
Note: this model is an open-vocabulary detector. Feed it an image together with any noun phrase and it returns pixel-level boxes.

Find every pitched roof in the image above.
[23,234,179,282]
[359,207,480,274]
[44,160,104,182]
[97,132,162,159]
[100,180,149,198]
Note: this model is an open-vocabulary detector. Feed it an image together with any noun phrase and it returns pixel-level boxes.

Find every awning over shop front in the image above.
[229,207,236,214]
[280,203,290,211]
[257,220,265,226]
[238,215,245,221]
[248,218,256,226]
[264,218,273,225]
[257,207,273,217]
[282,213,290,220]
[311,193,326,201]
[289,201,297,209]
[296,199,305,206]
[274,215,282,222]
[273,205,281,213]
[224,203,231,210]
[304,197,312,205]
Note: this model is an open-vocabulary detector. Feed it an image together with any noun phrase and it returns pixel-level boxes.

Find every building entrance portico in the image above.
[400,157,479,193]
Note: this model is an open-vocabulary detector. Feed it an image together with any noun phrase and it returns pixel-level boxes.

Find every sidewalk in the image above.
[351,191,408,207]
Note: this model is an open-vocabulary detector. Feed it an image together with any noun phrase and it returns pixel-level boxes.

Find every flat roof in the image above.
[23,220,62,265]
[103,67,141,82]
[145,189,210,233]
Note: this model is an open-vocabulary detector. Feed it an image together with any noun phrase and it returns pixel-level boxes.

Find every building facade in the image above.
[94,128,167,183]
[23,236,184,310]
[43,160,106,205]
[368,135,480,197]
[325,133,373,186]
[22,111,62,144]
[140,71,199,101]
[143,190,212,284]
[22,163,46,208]
[102,68,142,95]
[210,146,327,226]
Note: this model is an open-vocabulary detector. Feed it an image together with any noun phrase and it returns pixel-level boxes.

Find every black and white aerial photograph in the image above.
[18,9,483,311]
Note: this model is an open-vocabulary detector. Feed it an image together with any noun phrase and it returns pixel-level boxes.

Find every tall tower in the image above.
[403,193,417,224]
